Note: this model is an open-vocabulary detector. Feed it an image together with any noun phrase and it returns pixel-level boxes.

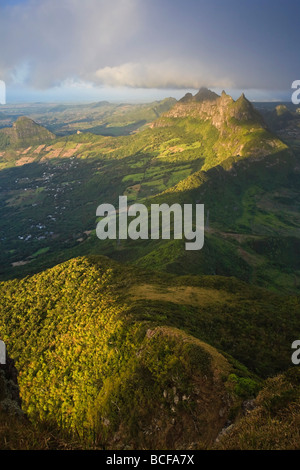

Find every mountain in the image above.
[1,255,299,449]
[153,88,288,170]
[180,87,219,103]
[0,89,298,295]
[0,116,56,149]
[0,89,300,449]
[0,98,177,138]
[264,104,298,130]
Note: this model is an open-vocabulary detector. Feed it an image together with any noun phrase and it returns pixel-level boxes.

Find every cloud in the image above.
[0,0,295,94]
[0,0,141,88]
[94,61,234,89]
[0,0,235,92]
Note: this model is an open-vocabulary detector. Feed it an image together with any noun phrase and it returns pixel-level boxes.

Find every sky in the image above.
[0,0,299,103]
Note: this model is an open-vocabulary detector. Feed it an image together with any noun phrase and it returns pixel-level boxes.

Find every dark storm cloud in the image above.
[0,0,298,93]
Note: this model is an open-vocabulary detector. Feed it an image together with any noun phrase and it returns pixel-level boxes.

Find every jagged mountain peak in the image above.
[157,88,262,125]
[235,92,251,105]
[168,88,266,127]
[179,87,219,104]
[179,92,194,103]
[233,93,265,124]
[151,87,287,166]
[194,87,219,102]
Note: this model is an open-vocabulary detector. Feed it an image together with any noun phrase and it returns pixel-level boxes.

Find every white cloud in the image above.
[0,0,287,94]
[0,0,236,92]
[94,61,234,89]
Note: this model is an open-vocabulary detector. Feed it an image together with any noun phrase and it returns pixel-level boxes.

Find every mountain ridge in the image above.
[150,88,289,171]
[2,254,299,449]
[0,90,300,449]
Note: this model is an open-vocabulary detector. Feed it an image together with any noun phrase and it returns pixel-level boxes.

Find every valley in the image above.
[0,89,300,450]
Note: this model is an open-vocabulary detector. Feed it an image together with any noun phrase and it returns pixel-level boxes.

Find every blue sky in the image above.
[0,0,299,103]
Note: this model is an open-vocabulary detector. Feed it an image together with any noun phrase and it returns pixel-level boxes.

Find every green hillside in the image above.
[0,89,300,450]
[1,255,299,449]
[0,117,56,149]
[215,368,300,450]
[0,89,298,296]
[0,98,177,137]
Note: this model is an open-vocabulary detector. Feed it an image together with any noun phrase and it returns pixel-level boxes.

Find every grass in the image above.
[214,368,300,450]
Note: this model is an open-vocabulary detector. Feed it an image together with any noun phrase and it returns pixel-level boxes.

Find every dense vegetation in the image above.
[0,116,56,149]
[215,368,300,450]
[0,90,300,449]
[0,92,299,295]
[0,98,177,137]
[0,256,299,448]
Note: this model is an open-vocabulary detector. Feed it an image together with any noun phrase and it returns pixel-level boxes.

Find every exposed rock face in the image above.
[151,88,288,167]
[158,88,265,131]
[180,87,219,103]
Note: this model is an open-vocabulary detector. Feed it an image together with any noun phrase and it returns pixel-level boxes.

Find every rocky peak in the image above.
[233,93,265,125]
[179,88,219,104]
[154,88,268,135]
[179,92,194,103]
[194,87,219,102]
